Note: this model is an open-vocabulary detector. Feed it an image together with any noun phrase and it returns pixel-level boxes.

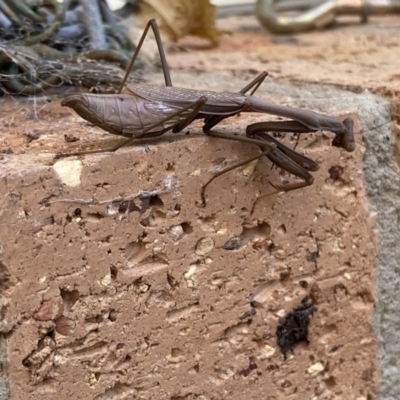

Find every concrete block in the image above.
[0,88,382,399]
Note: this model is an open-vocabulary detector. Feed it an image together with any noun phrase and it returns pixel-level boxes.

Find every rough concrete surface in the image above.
[0,14,400,400]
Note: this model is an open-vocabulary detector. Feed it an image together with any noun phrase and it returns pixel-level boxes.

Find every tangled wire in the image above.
[0,0,141,95]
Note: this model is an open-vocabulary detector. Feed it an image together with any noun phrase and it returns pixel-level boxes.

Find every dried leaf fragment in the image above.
[137,0,220,45]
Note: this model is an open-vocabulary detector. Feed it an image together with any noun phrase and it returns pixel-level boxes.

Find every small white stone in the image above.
[17,210,27,219]
[184,264,198,288]
[186,280,194,288]
[107,203,117,215]
[89,373,98,386]
[140,341,149,351]
[53,353,68,366]
[344,273,351,280]
[307,362,324,375]
[53,159,82,187]
[168,225,184,241]
[36,231,47,240]
[184,264,197,280]
[100,271,111,286]
[332,238,345,252]
[276,309,286,318]
[190,169,201,177]
[139,284,149,293]
[241,159,258,177]
[263,345,275,358]
[195,237,214,255]
[360,338,373,345]
[220,367,234,379]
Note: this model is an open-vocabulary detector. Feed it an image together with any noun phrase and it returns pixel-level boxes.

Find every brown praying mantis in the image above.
[59,19,356,200]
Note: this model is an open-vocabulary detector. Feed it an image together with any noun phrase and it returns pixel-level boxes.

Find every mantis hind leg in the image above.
[118,19,173,93]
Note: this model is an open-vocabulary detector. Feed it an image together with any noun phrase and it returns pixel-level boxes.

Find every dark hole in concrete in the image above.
[22,357,32,369]
[167,272,179,289]
[328,165,344,180]
[277,224,286,234]
[87,212,104,220]
[306,251,319,262]
[280,268,291,282]
[333,283,348,294]
[268,242,276,252]
[46,329,55,339]
[64,134,79,142]
[166,162,176,171]
[0,261,9,276]
[324,376,336,388]
[181,222,192,234]
[240,357,258,377]
[148,194,164,207]
[139,216,152,227]
[109,309,117,322]
[110,266,118,280]
[153,210,166,219]
[60,289,79,311]
[118,200,139,214]
[330,345,341,353]
[242,221,271,245]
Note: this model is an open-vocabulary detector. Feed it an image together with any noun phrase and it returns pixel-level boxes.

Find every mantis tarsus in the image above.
[59,19,356,199]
